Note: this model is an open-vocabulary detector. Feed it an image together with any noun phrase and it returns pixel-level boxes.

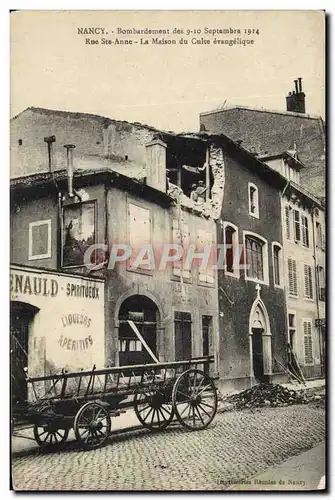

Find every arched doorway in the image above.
[249,287,272,384]
[10,301,39,406]
[118,295,160,367]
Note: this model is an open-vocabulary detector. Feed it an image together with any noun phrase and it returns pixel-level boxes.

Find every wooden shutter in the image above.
[303,321,313,364]
[294,210,301,242]
[172,219,191,278]
[128,204,151,270]
[197,229,214,283]
[301,215,309,247]
[304,264,313,299]
[288,258,298,296]
[318,266,325,301]
[285,205,291,240]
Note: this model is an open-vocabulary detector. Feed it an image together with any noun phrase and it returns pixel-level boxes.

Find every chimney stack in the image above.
[64,144,76,198]
[145,135,167,192]
[44,135,56,173]
[286,77,306,114]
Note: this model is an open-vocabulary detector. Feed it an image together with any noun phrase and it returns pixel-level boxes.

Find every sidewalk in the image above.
[11,408,141,455]
[281,378,326,392]
[227,441,325,491]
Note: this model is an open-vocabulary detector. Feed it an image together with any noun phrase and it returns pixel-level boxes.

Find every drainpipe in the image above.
[44,135,62,267]
[311,204,323,376]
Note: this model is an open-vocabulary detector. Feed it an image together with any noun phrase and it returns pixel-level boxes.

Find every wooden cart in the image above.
[12,355,218,451]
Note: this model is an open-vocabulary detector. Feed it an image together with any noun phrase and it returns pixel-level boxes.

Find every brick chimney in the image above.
[286,77,306,114]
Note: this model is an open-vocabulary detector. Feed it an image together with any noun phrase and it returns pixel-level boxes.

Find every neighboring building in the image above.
[199,78,326,200]
[199,134,289,392]
[261,152,326,379]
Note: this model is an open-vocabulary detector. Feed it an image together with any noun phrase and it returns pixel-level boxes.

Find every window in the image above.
[225,226,234,273]
[316,222,324,250]
[197,229,215,284]
[285,205,291,240]
[202,315,212,373]
[128,203,152,272]
[248,183,259,218]
[288,313,296,352]
[303,264,313,299]
[172,219,191,279]
[223,223,239,277]
[119,339,142,352]
[318,266,325,301]
[288,258,298,296]
[28,219,52,260]
[303,321,313,365]
[301,215,309,247]
[202,316,212,357]
[294,209,301,242]
[174,312,192,361]
[272,244,282,286]
[62,202,96,267]
[245,236,264,282]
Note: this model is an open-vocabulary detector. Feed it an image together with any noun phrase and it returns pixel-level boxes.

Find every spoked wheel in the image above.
[134,386,174,432]
[74,401,111,450]
[172,369,217,430]
[33,424,69,450]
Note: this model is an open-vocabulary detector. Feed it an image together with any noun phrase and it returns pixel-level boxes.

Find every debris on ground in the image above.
[217,383,325,412]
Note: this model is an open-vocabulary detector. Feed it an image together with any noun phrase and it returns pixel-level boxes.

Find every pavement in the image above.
[227,441,325,491]
[11,402,325,491]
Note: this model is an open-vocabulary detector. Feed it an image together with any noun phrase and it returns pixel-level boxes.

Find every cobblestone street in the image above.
[12,403,325,491]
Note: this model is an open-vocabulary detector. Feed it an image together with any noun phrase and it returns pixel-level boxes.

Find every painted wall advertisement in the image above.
[10,265,105,376]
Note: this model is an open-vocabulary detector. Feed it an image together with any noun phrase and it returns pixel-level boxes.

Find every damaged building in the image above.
[11,105,307,401]
[10,107,221,406]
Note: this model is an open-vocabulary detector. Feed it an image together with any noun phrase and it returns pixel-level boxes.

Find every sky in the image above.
[10,10,325,133]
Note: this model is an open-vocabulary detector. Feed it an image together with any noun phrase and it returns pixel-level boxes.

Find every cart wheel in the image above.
[172,369,217,430]
[74,401,111,450]
[134,386,174,431]
[33,424,69,450]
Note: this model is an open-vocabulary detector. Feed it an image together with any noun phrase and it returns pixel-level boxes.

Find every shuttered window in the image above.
[288,258,298,296]
[316,222,322,248]
[197,229,215,283]
[301,215,309,247]
[304,264,313,299]
[318,266,325,301]
[285,205,291,240]
[303,321,313,364]
[128,203,152,270]
[172,219,191,279]
[294,210,301,242]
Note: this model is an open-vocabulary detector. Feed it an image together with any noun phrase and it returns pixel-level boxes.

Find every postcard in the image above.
[10,10,326,492]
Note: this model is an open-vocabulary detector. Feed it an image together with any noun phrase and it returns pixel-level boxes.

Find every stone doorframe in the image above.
[248,284,272,385]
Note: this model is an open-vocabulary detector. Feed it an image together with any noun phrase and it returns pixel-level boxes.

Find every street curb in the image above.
[225,440,325,491]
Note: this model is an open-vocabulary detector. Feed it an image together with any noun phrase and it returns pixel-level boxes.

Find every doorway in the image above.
[249,294,272,384]
[118,295,159,367]
[251,327,264,382]
[10,301,39,407]
[174,311,192,361]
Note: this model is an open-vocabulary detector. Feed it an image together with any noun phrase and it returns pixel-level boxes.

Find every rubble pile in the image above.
[219,383,325,411]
